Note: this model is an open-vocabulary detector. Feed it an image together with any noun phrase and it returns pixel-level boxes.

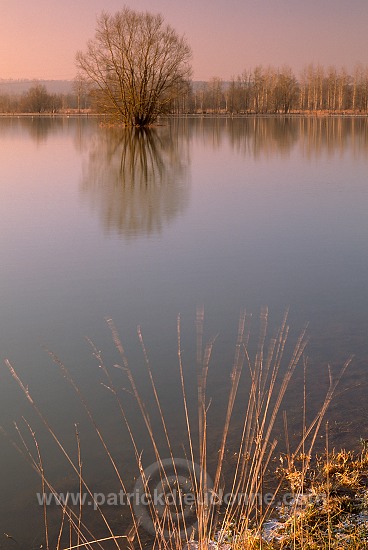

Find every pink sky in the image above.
[1,0,367,81]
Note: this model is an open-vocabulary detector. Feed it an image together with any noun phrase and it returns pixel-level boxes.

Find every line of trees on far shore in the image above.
[1,64,368,115]
[180,64,368,115]
[0,80,91,114]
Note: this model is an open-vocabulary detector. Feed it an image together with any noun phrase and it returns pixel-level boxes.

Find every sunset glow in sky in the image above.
[1,0,367,81]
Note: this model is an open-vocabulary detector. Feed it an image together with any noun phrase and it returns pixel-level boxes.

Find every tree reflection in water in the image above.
[81,124,190,237]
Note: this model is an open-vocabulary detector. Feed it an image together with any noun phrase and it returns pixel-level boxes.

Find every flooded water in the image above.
[1,116,368,546]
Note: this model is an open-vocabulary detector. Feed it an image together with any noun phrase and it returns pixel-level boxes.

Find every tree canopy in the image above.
[76,7,192,126]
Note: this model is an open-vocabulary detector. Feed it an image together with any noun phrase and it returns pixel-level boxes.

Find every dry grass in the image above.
[1,308,356,550]
[272,443,368,549]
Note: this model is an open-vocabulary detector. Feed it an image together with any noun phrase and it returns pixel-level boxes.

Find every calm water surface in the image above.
[1,116,368,545]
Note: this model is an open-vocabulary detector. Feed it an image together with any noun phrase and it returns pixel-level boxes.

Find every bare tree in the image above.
[353,64,368,111]
[337,67,350,111]
[21,84,52,113]
[274,66,298,113]
[325,66,338,111]
[76,7,192,126]
[252,66,267,113]
[208,77,225,113]
[72,73,91,113]
[195,82,209,113]
[226,78,239,114]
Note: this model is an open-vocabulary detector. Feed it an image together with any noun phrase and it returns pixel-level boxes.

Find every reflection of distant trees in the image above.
[0,116,101,147]
[81,124,190,237]
[0,117,67,143]
[24,117,62,143]
[0,114,367,168]
[227,117,299,158]
[188,116,368,159]
[298,117,368,159]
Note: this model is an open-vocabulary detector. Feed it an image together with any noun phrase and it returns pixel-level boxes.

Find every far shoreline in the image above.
[0,111,368,119]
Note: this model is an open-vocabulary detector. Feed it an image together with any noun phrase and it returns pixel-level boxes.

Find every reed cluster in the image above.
[2,308,357,550]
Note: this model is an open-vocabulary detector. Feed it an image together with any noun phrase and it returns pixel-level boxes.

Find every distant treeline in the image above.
[1,64,368,115]
[181,64,368,115]
[0,81,90,113]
